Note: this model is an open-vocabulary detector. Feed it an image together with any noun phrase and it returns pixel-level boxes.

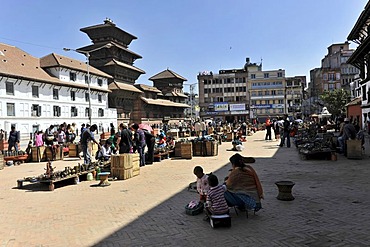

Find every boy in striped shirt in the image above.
[204,174,229,220]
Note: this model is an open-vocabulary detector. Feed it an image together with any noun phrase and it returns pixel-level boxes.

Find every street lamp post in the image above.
[63,44,111,125]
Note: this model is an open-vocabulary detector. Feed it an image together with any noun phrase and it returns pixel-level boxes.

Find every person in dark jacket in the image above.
[143,129,155,165]
[279,114,291,148]
[8,125,20,152]
[132,123,146,167]
[117,123,133,154]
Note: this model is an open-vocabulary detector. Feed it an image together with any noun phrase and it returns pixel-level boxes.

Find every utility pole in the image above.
[190,84,195,122]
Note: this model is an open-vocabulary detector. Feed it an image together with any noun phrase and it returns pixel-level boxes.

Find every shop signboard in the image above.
[214,102,229,111]
[252,104,272,109]
[272,104,284,108]
[230,103,246,111]
[230,110,249,115]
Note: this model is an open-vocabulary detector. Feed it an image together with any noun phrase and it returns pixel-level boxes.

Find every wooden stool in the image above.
[97,172,110,187]
[209,214,231,228]
[275,181,295,201]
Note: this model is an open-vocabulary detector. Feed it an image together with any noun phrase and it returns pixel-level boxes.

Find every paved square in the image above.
[1,131,370,247]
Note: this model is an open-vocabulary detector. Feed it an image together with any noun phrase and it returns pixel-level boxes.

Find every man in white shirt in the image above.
[97,139,112,161]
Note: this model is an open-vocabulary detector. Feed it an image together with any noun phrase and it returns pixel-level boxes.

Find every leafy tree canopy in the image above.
[319,89,350,117]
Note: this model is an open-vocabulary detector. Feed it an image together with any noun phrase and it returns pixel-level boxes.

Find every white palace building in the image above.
[0,43,117,146]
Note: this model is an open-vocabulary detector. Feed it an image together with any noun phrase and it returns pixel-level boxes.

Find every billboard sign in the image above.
[214,102,229,111]
[230,103,246,111]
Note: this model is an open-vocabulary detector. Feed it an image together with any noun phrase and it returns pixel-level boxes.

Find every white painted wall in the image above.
[0,67,116,149]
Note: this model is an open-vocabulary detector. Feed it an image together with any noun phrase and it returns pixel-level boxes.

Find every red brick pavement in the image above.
[1,132,370,247]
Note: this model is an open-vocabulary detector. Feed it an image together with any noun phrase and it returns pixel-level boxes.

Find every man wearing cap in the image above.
[80,124,101,165]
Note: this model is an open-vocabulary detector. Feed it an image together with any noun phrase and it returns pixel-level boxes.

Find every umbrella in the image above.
[139,123,153,132]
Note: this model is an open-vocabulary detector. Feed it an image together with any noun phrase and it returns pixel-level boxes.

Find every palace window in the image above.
[53,88,59,100]
[53,106,61,117]
[32,86,39,98]
[71,106,78,117]
[31,104,41,117]
[70,91,76,101]
[98,108,104,117]
[6,82,14,95]
[70,72,77,81]
[7,103,15,116]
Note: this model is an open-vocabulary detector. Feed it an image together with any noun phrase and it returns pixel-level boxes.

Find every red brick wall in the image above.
[347,104,362,127]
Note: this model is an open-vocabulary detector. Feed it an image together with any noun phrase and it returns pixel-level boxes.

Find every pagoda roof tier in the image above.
[140,97,190,108]
[104,59,145,74]
[80,19,137,47]
[135,84,162,93]
[149,69,187,81]
[108,81,143,93]
[347,2,370,42]
[78,42,142,60]
[164,92,188,98]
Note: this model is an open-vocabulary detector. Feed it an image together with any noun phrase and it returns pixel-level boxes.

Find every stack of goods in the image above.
[180,142,193,159]
[174,140,193,159]
[192,137,218,157]
[111,154,137,180]
[31,146,45,162]
[132,153,140,176]
[0,153,4,170]
[68,143,79,157]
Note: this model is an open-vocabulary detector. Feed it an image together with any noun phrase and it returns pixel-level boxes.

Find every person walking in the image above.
[279,114,291,148]
[80,124,101,165]
[265,116,272,141]
[8,125,20,152]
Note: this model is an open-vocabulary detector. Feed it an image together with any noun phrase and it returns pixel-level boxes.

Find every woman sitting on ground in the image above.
[224,153,263,211]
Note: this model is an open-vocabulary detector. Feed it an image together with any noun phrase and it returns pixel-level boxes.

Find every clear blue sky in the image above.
[1,0,367,93]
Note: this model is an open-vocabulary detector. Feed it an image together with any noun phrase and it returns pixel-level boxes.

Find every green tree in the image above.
[319,89,350,117]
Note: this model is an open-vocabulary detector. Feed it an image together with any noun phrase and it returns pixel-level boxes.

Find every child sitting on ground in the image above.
[204,174,229,220]
[193,166,209,203]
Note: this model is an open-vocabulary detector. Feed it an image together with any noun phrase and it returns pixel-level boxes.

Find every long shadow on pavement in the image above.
[93,144,370,247]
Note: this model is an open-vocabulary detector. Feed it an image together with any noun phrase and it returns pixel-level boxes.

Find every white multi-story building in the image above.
[0,43,117,147]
